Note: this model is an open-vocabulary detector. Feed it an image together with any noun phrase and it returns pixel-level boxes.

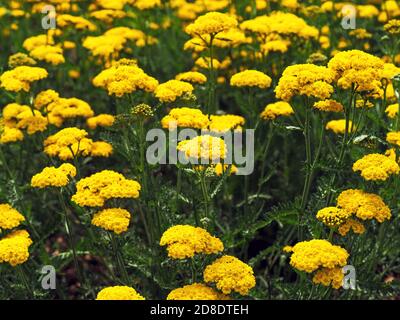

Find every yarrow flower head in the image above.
[286,239,348,288]
[208,115,245,133]
[0,204,25,231]
[316,207,351,228]
[260,101,294,120]
[177,135,227,162]
[161,107,209,130]
[31,163,77,188]
[326,119,354,134]
[313,100,344,113]
[0,66,48,92]
[352,153,399,181]
[275,64,335,101]
[91,208,131,234]
[337,189,391,223]
[2,103,48,135]
[185,12,238,37]
[327,50,384,96]
[167,283,229,300]
[386,131,400,147]
[93,59,158,97]
[155,80,194,103]
[160,225,224,259]
[72,170,141,207]
[96,286,145,300]
[203,255,256,295]
[43,127,113,160]
[230,70,272,89]
[175,72,207,84]
[0,230,33,266]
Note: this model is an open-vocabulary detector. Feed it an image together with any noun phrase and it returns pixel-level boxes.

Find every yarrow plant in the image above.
[0,0,399,302]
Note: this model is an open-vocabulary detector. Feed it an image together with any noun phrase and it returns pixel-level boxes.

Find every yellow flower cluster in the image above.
[2,103,48,135]
[175,71,207,84]
[90,9,126,23]
[316,207,351,228]
[57,14,96,31]
[31,163,77,188]
[230,70,272,89]
[287,239,349,274]
[313,100,344,113]
[338,219,366,237]
[87,114,115,129]
[275,64,335,101]
[155,80,194,103]
[0,126,24,144]
[208,115,245,133]
[72,170,141,207]
[185,12,238,37]
[260,101,294,120]
[0,66,48,92]
[385,103,399,118]
[203,255,256,295]
[352,153,399,181]
[177,135,227,162]
[44,127,113,160]
[328,50,384,95]
[167,283,229,300]
[91,208,131,234]
[160,225,224,259]
[241,12,319,40]
[96,286,145,300]
[326,120,354,134]
[0,230,33,266]
[93,59,158,97]
[337,189,391,223]
[312,267,344,289]
[29,45,65,66]
[384,19,400,34]
[386,131,400,146]
[0,204,25,230]
[161,107,209,130]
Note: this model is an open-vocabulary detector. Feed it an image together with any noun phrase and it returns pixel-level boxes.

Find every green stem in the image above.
[16,265,34,299]
[110,233,130,285]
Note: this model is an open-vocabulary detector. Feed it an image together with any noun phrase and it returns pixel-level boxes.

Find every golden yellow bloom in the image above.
[72,170,141,207]
[167,283,229,300]
[313,100,344,113]
[155,80,194,103]
[175,72,207,84]
[31,163,77,188]
[90,9,126,23]
[385,103,399,118]
[133,0,161,10]
[288,239,349,273]
[328,50,384,95]
[0,126,24,144]
[185,12,238,37]
[23,34,54,51]
[316,207,351,228]
[208,115,245,133]
[384,19,400,34]
[161,107,209,130]
[0,66,48,92]
[338,219,366,236]
[29,45,65,65]
[93,59,158,97]
[326,120,354,134]
[337,189,391,223]
[91,208,131,234]
[87,114,115,129]
[203,255,256,295]
[46,98,94,125]
[0,230,32,266]
[96,286,145,300]
[312,267,344,289]
[230,70,272,89]
[275,64,335,101]
[0,204,25,231]
[90,141,113,157]
[34,89,60,110]
[352,153,400,181]
[8,52,36,68]
[260,101,294,120]
[160,225,224,259]
[386,131,400,146]
[2,103,48,135]
[177,135,227,162]
[57,14,96,31]
[195,57,221,69]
